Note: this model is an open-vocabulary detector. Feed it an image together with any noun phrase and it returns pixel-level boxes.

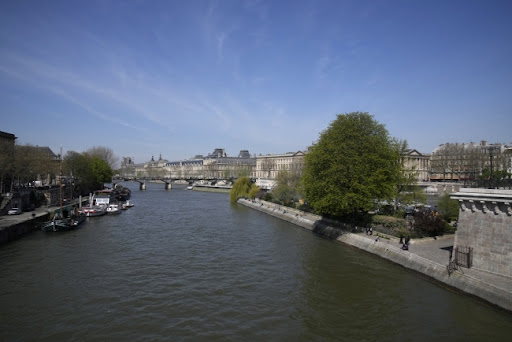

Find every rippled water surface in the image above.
[1,182,511,341]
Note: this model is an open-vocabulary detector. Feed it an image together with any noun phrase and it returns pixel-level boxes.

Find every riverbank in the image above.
[0,197,89,245]
[238,198,512,313]
[192,185,232,193]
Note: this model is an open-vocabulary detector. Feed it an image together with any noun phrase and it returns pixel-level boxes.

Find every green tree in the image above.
[302,112,399,219]
[230,176,252,203]
[248,184,261,199]
[86,146,119,169]
[63,152,113,195]
[64,151,94,194]
[436,193,459,222]
[90,156,113,186]
[272,170,301,204]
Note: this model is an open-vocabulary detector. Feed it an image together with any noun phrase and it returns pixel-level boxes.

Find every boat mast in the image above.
[59,145,63,212]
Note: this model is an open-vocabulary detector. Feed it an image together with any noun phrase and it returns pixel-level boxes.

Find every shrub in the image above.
[262,192,273,202]
[437,193,460,222]
[248,184,261,199]
[414,212,445,237]
[371,215,407,230]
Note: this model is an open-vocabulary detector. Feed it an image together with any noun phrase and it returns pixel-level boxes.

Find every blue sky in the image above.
[1,0,511,166]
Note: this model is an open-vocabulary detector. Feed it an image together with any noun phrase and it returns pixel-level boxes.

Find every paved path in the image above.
[358,232,512,295]
[0,198,88,230]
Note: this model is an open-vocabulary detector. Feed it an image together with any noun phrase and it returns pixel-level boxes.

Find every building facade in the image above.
[254,151,305,179]
[430,141,512,182]
[402,149,431,182]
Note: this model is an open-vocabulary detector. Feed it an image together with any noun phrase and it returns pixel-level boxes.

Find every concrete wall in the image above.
[451,188,512,277]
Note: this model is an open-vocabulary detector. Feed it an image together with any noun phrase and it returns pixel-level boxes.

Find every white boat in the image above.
[81,205,107,217]
[124,200,134,208]
[187,186,193,190]
[106,204,121,215]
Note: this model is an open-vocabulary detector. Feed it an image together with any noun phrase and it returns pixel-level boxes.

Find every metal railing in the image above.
[454,246,473,269]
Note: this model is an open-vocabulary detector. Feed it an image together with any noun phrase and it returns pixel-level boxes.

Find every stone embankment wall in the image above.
[192,185,231,193]
[451,188,512,277]
[0,214,49,245]
[237,198,512,312]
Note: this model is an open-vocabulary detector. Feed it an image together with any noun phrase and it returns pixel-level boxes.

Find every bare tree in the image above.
[260,158,276,178]
[86,146,119,169]
[0,139,16,192]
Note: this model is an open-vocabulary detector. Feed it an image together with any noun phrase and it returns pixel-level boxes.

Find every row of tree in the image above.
[0,143,117,196]
[430,142,511,181]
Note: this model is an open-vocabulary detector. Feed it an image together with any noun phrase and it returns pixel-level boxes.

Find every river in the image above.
[1,182,511,341]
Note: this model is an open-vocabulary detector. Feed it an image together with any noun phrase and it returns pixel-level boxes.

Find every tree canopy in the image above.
[436,193,460,222]
[272,170,302,204]
[63,150,113,195]
[86,146,119,169]
[302,112,400,218]
[230,177,252,203]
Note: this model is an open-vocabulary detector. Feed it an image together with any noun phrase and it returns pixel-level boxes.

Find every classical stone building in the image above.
[402,149,430,182]
[122,149,256,180]
[202,149,255,179]
[166,156,205,179]
[254,151,305,179]
[451,188,512,277]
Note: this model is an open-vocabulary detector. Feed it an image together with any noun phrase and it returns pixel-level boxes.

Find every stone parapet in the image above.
[450,188,512,278]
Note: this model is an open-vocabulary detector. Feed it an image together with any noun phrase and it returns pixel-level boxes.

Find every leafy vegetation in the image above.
[272,170,302,205]
[302,112,400,221]
[0,143,59,191]
[371,215,407,230]
[436,193,460,222]
[248,184,261,199]
[230,177,252,203]
[413,211,446,237]
[85,146,119,169]
[63,149,113,195]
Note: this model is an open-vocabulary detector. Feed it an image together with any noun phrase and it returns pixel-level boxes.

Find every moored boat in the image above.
[81,205,107,217]
[106,204,121,215]
[43,217,71,232]
[43,210,86,232]
[113,184,131,201]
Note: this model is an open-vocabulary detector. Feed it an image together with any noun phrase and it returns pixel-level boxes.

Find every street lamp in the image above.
[482,144,500,189]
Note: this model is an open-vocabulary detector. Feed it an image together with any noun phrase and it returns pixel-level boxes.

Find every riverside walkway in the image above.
[356,232,512,303]
[238,198,512,312]
[0,198,88,244]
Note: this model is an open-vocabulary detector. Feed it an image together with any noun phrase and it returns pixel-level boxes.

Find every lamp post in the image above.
[482,144,499,189]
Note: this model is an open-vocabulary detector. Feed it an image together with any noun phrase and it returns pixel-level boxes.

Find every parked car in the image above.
[8,207,22,215]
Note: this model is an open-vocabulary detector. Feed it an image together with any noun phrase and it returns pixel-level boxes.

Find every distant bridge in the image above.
[113,177,234,191]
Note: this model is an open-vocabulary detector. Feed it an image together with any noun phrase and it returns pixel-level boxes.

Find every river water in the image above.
[1,182,511,341]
